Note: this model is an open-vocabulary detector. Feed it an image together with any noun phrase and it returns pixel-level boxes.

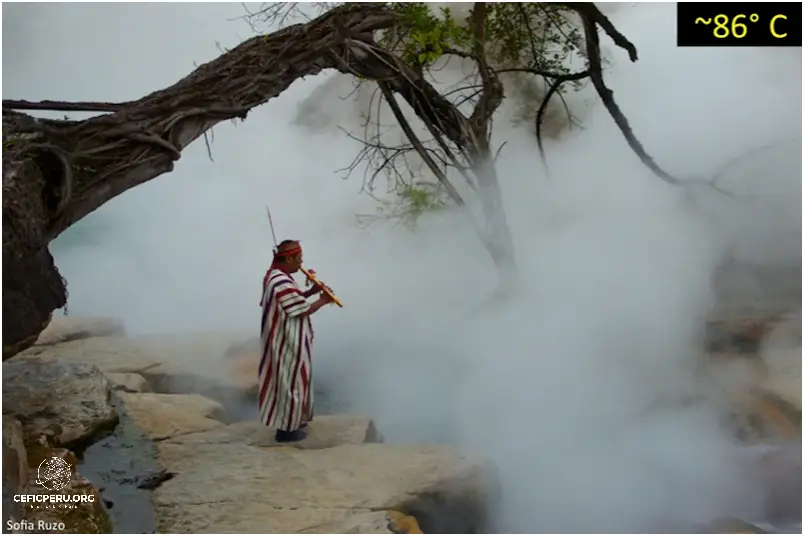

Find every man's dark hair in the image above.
[275,239,300,262]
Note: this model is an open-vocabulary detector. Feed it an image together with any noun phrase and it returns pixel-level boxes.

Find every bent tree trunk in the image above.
[2,4,397,358]
[3,3,515,357]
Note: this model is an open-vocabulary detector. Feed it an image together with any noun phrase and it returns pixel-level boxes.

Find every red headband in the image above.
[274,245,302,257]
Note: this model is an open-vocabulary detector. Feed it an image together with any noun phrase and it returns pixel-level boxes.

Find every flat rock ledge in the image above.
[153,440,491,533]
[34,315,126,347]
[113,390,489,533]
[117,392,226,441]
[19,335,162,374]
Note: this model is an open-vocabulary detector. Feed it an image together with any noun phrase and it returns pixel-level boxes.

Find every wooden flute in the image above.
[301,267,344,308]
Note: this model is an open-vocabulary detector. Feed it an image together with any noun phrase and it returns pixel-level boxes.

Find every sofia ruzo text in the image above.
[7,519,67,532]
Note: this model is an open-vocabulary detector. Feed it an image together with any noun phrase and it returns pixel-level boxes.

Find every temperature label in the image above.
[677,2,802,47]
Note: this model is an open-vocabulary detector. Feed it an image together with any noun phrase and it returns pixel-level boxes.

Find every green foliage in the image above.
[485,3,583,74]
[383,2,583,79]
[398,183,446,216]
[361,3,588,227]
[358,182,448,230]
[384,3,471,68]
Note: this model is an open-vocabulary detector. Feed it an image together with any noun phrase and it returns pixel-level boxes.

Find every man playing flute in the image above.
[259,240,333,442]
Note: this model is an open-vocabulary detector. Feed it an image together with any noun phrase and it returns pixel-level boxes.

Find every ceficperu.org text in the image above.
[13,494,95,503]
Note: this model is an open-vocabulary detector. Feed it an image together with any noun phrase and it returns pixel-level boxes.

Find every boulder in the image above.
[3,417,28,525]
[164,415,380,449]
[18,336,162,374]
[118,393,225,441]
[105,372,152,393]
[35,316,126,347]
[2,357,117,448]
[152,440,490,533]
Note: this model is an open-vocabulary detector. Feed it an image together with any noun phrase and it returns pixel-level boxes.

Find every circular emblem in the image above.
[35,457,72,491]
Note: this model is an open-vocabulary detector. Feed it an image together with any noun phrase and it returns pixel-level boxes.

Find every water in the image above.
[77,394,164,534]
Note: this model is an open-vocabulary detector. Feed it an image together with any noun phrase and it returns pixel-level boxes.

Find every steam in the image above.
[5,2,800,532]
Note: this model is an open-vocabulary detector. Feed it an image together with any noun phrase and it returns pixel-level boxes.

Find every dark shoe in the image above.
[275,428,308,443]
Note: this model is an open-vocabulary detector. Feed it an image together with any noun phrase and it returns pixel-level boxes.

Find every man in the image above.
[259,240,333,442]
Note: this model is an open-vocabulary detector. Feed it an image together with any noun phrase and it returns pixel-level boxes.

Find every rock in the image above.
[35,316,126,347]
[707,517,767,533]
[152,441,490,533]
[118,393,225,441]
[727,392,801,444]
[165,415,380,449]
[2,421,111,534]
[223,337,260,359]
[132,331,252,378]
[753,444,802,524]
[299,510,422,534]
[758,313,801,410]
[18,336,162,374]
[105,373,152,393]
[223,337,259,394]
[705,349,800,444]
[705,315,785,354]
[226,350,259,394]
[23,447,112,533]
[2,357,117,448]
[386,511,424,534]
[3,417,28,526]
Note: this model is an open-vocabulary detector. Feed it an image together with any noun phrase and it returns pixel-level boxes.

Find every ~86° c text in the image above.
[677,2,802,47]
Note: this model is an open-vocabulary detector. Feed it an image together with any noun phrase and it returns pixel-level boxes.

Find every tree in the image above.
[2,2,676,357]
[242,2,685,285]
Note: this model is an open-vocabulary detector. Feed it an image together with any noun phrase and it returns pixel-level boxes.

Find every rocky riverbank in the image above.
[2,317,492,534]
[2,314,801,533]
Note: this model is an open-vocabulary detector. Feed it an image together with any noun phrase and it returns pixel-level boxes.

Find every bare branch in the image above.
[576,7,680,185]
[378,82,465,205]
[533,69,590,165]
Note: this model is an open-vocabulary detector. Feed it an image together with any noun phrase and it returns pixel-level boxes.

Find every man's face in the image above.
[289,252,303,273]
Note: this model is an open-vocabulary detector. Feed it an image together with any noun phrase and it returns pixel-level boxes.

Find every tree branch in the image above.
[576,7,680,185]
[377,82,465,205]
[4,3,398,244]
[2,99,130,113]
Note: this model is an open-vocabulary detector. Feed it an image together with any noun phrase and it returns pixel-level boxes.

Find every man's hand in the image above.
[308,281,322,293]
[303,283,322,298]
[306,290,334,316]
